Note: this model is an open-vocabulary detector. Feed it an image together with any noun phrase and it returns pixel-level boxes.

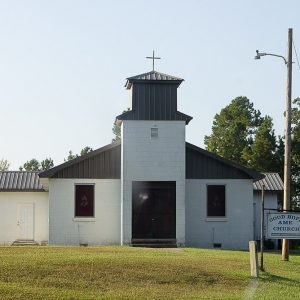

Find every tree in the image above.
[41,158,54,170]
[291,97,300,209]
[64,147,93,161]
[80,146,93,156]
[112,110,128,142]
[0,159,10,171]
[112,122,121,142]
[244,116,278,172]
[204,96,262,165]
[64,150,78,162]
[19,159,40,171]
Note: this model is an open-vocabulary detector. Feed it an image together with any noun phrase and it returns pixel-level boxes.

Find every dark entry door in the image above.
[132,181,176,239]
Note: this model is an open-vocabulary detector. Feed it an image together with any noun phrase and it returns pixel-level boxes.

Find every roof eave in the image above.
[125,79,183,90]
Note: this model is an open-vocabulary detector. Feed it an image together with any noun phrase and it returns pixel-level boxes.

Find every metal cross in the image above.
[146,50,161,71]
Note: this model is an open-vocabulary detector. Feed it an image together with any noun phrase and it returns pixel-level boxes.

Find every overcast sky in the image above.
[1,0,300,169]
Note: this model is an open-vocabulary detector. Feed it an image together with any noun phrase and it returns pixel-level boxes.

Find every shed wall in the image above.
[253,191,279,240]
[0,192,48,245]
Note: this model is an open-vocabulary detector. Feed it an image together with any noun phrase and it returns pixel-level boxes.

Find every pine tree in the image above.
[245,116,277,172]
[204,96,262,165]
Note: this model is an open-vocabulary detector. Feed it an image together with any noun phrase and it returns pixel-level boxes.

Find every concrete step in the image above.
[131,239,177,248]
[11,240,39,246]
[131,243,177,248]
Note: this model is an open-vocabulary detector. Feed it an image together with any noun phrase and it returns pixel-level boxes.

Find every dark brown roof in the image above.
[116,110,192,125]
[39,140,121,179]
[253,173,284,191]
[186,142,264,181]
[0,171,44,191]
[125,71,184,89]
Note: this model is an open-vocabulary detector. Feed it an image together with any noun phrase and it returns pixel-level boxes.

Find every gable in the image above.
[39,141,121,179]
[186,142,263,180]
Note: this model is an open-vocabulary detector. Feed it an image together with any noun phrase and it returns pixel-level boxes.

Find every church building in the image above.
[0,68,267,249]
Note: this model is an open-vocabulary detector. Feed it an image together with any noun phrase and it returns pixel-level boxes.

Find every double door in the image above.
[132,181,176,239]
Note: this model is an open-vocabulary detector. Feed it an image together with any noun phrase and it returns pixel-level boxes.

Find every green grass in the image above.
[0,246,299,299]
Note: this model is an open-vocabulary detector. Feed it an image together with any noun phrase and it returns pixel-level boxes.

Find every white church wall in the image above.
[186,179,254,250]
[0,192,48,245]
[121,120,186,245]
[49,179,121,245]
[253,191,278,240]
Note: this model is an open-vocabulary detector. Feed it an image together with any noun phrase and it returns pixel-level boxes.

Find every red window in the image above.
[75,185,94,217]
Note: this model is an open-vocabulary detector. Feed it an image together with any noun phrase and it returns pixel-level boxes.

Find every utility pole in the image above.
[260,184,265,271]
[282,28,293,261]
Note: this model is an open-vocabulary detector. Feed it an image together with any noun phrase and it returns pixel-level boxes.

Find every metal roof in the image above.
[125,71,184,89]
[253,173,284,191]
[39,140,121,179]
[186,142,264,181]
[0,171,44,191]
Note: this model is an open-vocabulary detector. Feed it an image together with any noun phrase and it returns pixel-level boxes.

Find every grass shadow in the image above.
[260,272,300,285]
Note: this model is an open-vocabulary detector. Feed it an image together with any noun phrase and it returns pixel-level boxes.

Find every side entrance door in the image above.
[132,181,176,239]
[17,203,34,240]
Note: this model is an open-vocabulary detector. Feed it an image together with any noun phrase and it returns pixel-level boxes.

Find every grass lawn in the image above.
[0,246,299,299]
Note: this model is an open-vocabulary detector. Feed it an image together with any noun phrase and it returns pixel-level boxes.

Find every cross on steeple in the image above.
[146,50,161,71]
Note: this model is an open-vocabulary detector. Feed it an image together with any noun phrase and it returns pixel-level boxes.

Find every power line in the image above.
[292,38,300,71]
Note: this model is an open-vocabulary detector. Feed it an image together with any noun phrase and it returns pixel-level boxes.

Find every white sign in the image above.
[267,212,300,239]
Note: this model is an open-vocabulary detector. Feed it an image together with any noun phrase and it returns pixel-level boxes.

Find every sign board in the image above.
[267,212,300,239]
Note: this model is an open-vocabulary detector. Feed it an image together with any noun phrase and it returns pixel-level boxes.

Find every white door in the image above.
[17,203,34,240]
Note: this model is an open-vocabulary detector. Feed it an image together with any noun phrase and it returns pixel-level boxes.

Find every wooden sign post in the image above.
[249,241,259,277]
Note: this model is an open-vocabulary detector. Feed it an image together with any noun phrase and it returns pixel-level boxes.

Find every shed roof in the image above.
[125,71,184,89]
[253,173,284,191]
[0,171,44,191]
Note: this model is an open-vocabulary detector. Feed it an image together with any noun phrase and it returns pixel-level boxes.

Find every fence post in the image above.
[249,241,259,277]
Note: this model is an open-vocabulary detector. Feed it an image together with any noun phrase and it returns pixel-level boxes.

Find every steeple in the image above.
[116,70,192,125]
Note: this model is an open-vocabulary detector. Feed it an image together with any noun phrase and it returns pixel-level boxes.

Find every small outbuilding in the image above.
[0,172,48,245]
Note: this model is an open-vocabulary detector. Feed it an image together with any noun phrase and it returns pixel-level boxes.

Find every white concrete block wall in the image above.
[49,179,121,245]
[121,120,186,245]
[253,191,278,240]
[186,179,254,250]
[0,192,48,245]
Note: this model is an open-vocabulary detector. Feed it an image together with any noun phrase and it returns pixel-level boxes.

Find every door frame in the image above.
[131,181,176,239]
[17,202,35,241]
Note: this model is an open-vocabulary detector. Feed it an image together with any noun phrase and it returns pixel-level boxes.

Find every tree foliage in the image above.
[0,159,10,171]
[65,150,78,162]
[112,110,128,142]
[19,159,40,171]
[244,116,279,172]
[204,96,262,165]
[204,95,300,209]
[64,147,93,161]
[112,122,121,142]
[19,158,54,171]
[80,146,93,156]
[291,97,300,208]
[41,158,54,170]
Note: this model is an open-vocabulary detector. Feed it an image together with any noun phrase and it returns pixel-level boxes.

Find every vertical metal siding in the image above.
[186,146,250,179]
[53,144,121,179]
[131,83,178,121]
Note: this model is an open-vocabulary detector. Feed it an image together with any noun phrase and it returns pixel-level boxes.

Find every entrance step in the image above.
[131,239,177,248]
[11,240,39,246]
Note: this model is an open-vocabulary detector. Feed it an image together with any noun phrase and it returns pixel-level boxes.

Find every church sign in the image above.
[267,212,300,239]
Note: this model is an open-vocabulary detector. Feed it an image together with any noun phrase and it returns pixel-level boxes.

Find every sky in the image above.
[0,0,300,170]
